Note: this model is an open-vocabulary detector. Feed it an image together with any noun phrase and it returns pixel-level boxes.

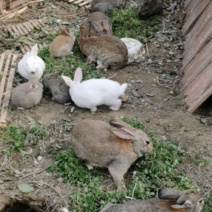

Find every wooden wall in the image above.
[181,0,212,113]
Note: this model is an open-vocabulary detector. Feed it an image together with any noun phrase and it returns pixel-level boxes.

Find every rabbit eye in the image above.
[199,199,204,204]
[146,141,150,145]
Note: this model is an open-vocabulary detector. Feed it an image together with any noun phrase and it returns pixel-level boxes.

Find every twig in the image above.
[155,76,172,89]
[19,167,49,179]
[145,43,150,58]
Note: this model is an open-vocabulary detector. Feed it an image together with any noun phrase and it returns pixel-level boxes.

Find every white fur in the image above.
[62,68,127,112]
[18,44,45,80]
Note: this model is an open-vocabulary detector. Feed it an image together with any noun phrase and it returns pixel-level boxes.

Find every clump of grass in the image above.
[0,121,47,154]
[108,7,161,40]
[38,35,105,80]
[51,118,193,211]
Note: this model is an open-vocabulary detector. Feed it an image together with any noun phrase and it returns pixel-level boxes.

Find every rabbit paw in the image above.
[109,100,122,111]
[87,55,96,64]
[86,163,94,170]
[96,60,107,71]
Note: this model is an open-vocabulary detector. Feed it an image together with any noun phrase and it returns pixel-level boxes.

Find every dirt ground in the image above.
[0,0,211,211]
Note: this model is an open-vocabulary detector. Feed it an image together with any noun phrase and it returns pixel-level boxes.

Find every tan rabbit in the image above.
[70,119,153,190]
[81,12,113,38]
[79,26,128,70]
[49,28,75,58]
[100,188,204,212]
[11,79,43,108]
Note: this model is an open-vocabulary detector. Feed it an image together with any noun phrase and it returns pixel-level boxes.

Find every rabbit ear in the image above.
[102,20,110,31]
[171,199,193,209]
[30,44,38,57]
[74,68,82,83]
[92,21,101,33]
[62,75,73,88]
[111,127,135,140]
[110,119,132,129]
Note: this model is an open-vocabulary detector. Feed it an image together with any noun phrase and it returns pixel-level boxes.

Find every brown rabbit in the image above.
[138,0,163,19]
[49,28,75,58]
[11,79,43,108]
[100,188,204,212]
[91,0,127,13]
[81,12,113,38]
[79,26,128,70]
[70,119,153,190]
[43,73,72,104]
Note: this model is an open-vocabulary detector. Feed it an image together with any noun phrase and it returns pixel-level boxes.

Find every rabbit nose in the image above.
[31,71,35,74]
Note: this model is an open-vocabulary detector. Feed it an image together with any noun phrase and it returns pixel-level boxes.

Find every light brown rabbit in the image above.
[79,26,128,70]
[70,119,153,190]
[81,12,113,38]
[100,188,204,212]
[49,28,75,58]
[11,79,43,108]
[43,73,72,104]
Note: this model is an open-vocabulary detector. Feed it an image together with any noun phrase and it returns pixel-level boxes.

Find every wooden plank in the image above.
[184,0,192,9]
[11,25,20,36]
[184,2,212,52]
[183,62,212,111]
[79,0,91,7]
[0,52,12,106]
[15,24,25,35]
[0,53,6,74]
[188,86,212,113]
[183,18,212,68]
[74,0,84,4]
[19,45,27,54]
[23,21,33,31]
[0,54,18,126]
[182,0,210,36]
[18,23,28,34]
[181,39,212,91]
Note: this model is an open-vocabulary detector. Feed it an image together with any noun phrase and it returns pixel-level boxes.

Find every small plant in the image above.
[0,120,47,154]
[51,118,194,211]
[108,7,161,41]
[202,195,212,212]
[38,36,105,81]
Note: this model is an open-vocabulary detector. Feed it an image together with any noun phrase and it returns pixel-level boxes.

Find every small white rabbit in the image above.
[62,67,128,112]
[18,44,45,80]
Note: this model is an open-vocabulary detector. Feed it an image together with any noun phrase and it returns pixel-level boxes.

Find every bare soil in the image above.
[0,1,211,211]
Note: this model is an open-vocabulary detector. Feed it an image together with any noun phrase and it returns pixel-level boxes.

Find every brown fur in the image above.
[49,28,75,58]
[101,188,204,212]
[80,12,113,39]
[79,26,128,70]
[11,79,43,108]
[70,119,153,190]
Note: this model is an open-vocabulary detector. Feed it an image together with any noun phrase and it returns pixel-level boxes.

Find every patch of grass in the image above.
[51,118,194,211]
[38,35,105,81]
[0,121,47,155]
[203,195,212,212]
[108,7,161,41]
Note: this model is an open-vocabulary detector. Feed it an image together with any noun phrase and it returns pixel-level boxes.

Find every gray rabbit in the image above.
[138,0,163,19]
[91,0,127,13]
[11,79,43,108]
[70,119,153,190]
[101,188,204,212]
[43,73,72,104]
[81,12,113,38]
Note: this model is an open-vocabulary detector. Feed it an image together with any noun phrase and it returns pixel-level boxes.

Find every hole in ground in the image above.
[3,201,39,212]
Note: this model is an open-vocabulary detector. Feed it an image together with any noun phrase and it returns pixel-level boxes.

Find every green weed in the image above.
[108,7,161,41]
[38,37,105,80]
[202,195,212,212]
[0,120,47,154]
[51,118,194,211]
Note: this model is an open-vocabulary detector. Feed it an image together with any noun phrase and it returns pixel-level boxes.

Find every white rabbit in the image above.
[62,67,128,112]
[120,38,146,63]
[18,44,45,80]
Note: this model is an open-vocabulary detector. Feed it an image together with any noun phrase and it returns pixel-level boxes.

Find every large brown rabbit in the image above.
[100,188,204,212]
[81,12,113,38]
[79,26,128,70]
[70,119,153,190]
